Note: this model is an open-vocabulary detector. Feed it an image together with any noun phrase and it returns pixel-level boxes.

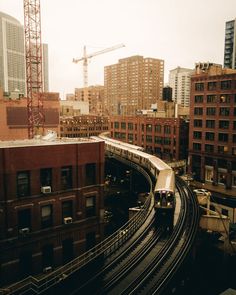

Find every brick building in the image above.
[104,56,164,116]
[189,63,236,189]
[60,115,109,138]
[0,89,60,140]
[110,115,188,162]
[0,137,104,285]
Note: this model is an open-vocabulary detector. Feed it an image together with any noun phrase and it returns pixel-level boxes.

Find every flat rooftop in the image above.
[0,134,101,149]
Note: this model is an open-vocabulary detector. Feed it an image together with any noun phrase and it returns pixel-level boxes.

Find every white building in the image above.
[0,12,49,96]
[0,12,26,95]
[168,67,193,107]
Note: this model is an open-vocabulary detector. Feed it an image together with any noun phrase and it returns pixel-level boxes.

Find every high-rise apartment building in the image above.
[224,18,236,69]
[169,67,193,107]
[0,12,49,96]
[104,56,164,116]
[189,62,236,189]
[0,12,26,95]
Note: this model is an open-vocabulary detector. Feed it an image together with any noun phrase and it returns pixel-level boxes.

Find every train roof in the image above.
[155,169,175,192]
[98,135,144,151]
[150,156,172,171]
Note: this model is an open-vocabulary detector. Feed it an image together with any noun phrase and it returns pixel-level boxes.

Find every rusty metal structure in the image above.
[24,0,44,138]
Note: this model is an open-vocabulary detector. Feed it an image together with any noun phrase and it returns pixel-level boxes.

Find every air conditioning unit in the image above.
[64,217,73,224]
[43,266,52,273]
[19,227,30,234]
[41,186,51,194]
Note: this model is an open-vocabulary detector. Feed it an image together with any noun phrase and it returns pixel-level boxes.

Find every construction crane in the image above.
[24,0,44,139]
[73,43,125,88]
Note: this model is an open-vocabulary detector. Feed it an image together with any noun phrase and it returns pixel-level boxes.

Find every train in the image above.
[93,135,175,213]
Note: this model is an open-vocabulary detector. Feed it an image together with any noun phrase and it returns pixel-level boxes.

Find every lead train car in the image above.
[93,135,175,212]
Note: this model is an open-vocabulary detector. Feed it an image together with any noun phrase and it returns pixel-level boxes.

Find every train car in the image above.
[154,169,175,212]
[98,134,144,151]
[92,134,175,214]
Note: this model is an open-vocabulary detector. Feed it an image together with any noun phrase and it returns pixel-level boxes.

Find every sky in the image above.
[0,0,236,99]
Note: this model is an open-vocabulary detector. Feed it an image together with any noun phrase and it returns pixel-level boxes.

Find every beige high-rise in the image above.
[104,55,164,116]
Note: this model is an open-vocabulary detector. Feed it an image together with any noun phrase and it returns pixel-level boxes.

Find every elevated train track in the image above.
[2,138,199,295]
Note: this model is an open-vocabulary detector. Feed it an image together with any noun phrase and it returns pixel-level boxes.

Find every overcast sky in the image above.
[0,0,236,99]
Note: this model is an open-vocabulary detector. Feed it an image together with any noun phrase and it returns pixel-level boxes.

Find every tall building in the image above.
[169,67,193,107]
[0,12,49,96]
[0,12,26,95]
[104,55,164,116]
[189,62,236,189]
[224,18,236,69]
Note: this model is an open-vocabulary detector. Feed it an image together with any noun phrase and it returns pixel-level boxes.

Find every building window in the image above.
[218,146,228,153]
[62,200,73,219]
[146,124,152,132]
[194,95,203,103]
[194,107,203,115]
[128,123,133,130]
[194,119,202,127]
[219,108,230,116]
[17,171,30,197]
[219,94,231,103]
[121,122,126,129]
[114,122,119,129]
[18,209,31,230]
[233,134,236,143]
[41,205,53,228]
[154,136,162,144]
[205,144,214,153]
[193,143,201,151]
[205,132,214,141]
[221,80,231,90]
[86,196,96,217]
[61,166,72,190]
[206,107,216,116]
[128,133,133,141]
[155,124,162,133]
[40,168,52,187]
[219,120,229,129]
[218,133,228,142]
[86,163,96,186]
[146,135,152,143]
[207,81,217,91]
[193,131,202,139]
[163,137,171,145]
[206,120,215,128]
[207,95,217,103]
[195,82,204,91]
[164,125,171,134]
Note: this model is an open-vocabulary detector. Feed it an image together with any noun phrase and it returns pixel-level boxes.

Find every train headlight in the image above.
[157,202,160,206]
[167,202,171,206]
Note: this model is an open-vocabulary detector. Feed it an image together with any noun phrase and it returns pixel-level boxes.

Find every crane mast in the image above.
[73,43,125,88]
[24,0,44,139]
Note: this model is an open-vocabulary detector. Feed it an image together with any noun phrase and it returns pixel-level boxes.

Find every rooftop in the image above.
[0,132,100,149]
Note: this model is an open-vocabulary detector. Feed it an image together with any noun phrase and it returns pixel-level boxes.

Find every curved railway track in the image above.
[70,176,199,295]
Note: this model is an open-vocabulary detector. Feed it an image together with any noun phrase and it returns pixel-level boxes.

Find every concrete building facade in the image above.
[169,67,193,107]
[224,18,236,69]
[0,12,49,96]
[189,62,236,190]
[0,137,105,285]
[104,56,164,116]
